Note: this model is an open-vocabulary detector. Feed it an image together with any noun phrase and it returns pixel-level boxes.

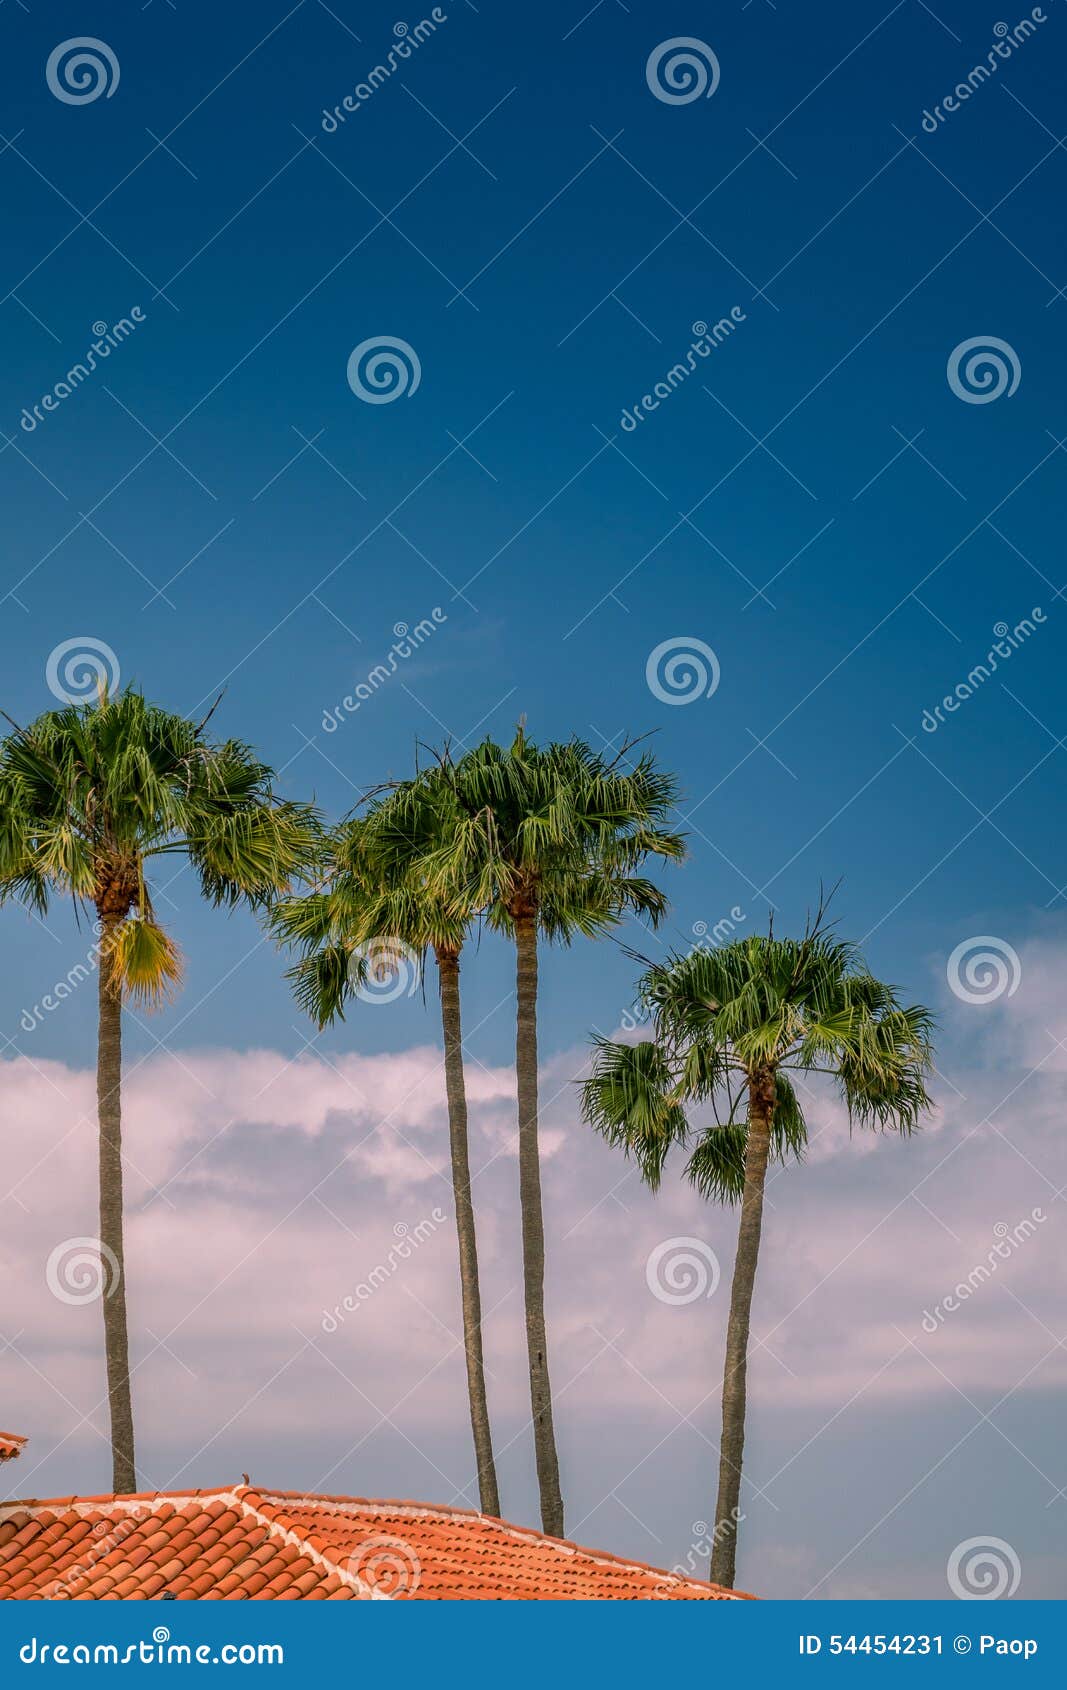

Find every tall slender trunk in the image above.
[97,915,137,1494]
[436,945,500,1518]
[513,912,564,1538]
[709,1065,775,1589]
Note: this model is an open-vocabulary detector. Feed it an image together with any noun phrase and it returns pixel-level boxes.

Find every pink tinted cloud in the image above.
[1,956,1064,1576]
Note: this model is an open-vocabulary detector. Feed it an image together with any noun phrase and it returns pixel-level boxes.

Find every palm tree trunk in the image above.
[513,912,564,1538]
[436,945,501,1518]
[709,1065,775,1589]
[97,918,137,1494]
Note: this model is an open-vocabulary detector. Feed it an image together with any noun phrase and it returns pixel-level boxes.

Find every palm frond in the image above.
[583,907,934,1203]
[0,687,321,1002]
[580,1035,688,1191]
[107,916,183,1009]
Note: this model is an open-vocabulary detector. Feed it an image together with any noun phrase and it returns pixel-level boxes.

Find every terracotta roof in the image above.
[0,1434,26,1463]
[0,1486,752,1600]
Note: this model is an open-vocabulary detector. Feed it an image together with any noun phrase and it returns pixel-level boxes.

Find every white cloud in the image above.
[1,938,1065,1594]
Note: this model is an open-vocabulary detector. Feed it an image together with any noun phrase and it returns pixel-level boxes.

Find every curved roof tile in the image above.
[0,1484,753,1601]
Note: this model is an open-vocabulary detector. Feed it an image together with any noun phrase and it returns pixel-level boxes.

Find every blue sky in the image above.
[2,0,1066,1599]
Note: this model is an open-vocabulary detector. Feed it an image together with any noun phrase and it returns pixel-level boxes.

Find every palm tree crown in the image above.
[0,688,319,988]
[406,728,686,938]
[583,923,934,1194]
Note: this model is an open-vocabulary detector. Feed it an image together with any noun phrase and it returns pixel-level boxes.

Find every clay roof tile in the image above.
[0,1483,753,1601]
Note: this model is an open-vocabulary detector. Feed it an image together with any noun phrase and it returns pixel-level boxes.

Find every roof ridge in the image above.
[234,1491,379,1600]
[0,1485,750,1599]
[0,1485,242,1517]
[250,1490,749,1599]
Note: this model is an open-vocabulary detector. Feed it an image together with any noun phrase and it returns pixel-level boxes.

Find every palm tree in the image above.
[271,790,502,1518]
[408,730,685,1537]
[581,909,933,1588]
[0,688,318,1493]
